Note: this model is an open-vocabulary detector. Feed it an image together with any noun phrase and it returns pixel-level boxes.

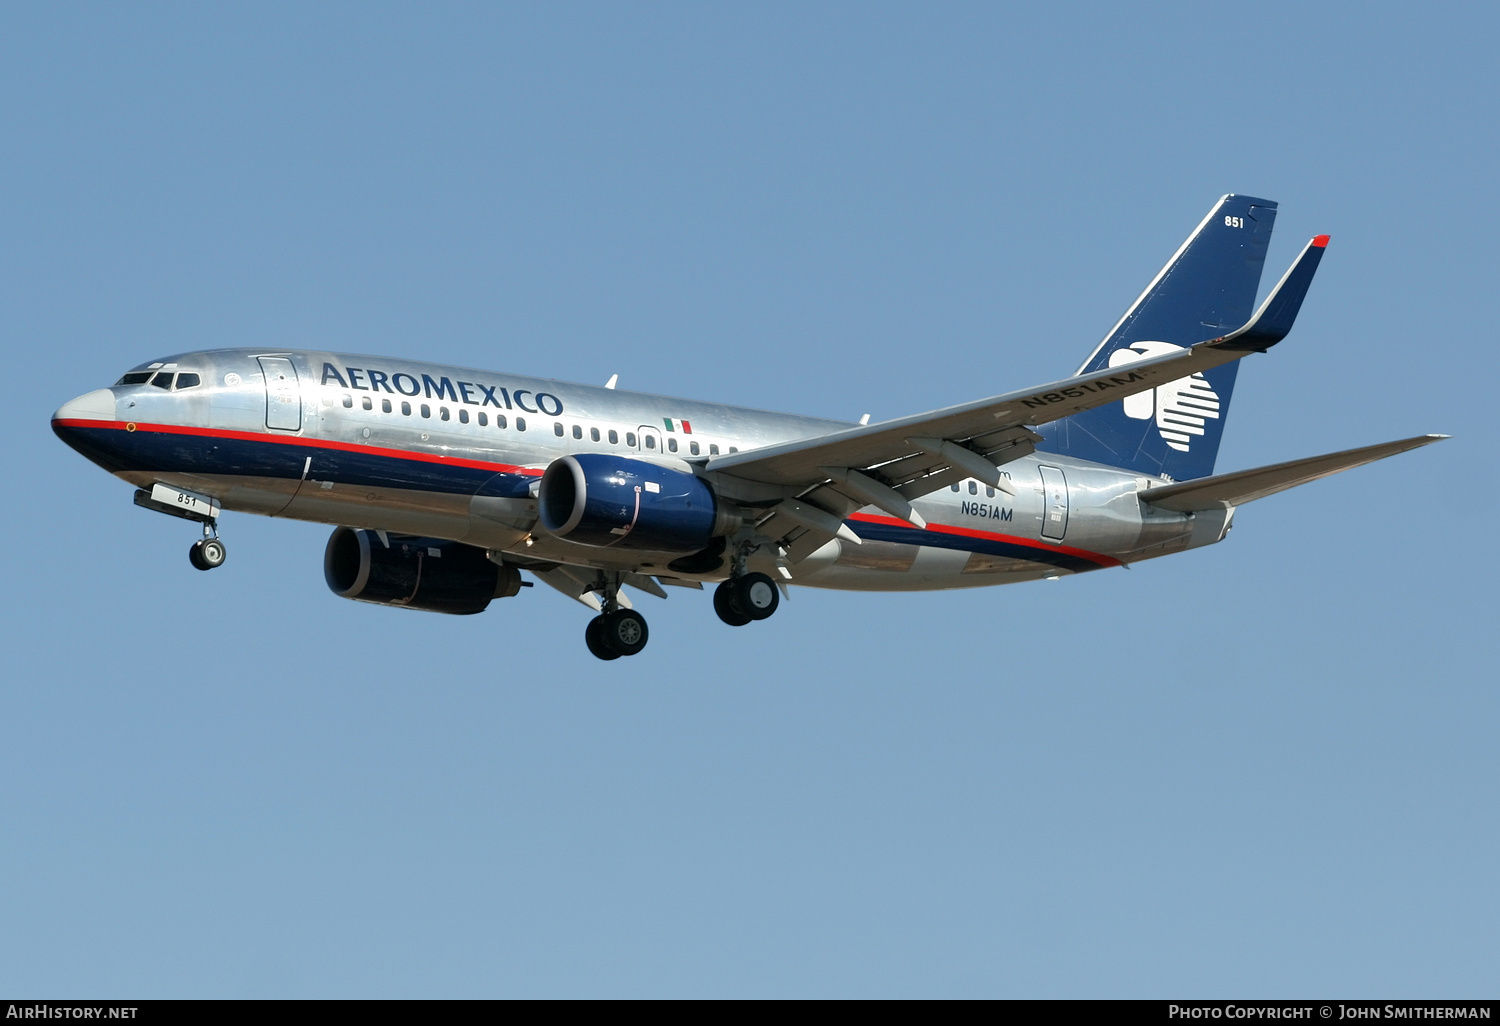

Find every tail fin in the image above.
[1038,194,1279,480]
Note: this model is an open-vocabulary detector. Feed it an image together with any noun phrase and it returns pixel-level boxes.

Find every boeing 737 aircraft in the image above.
[53,196,1444,659]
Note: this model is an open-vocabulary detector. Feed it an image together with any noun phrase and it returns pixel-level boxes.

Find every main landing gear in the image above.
[713,571,780,627]
[585,608,649,661]
[583,574,649,661]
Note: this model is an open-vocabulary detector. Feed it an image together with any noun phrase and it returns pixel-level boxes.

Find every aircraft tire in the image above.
[200,538,226,569]
[733,572,779,621]
[600,609,649,657]
[713,581,752,626]
[189,538,226,571]
[585,616,621,661]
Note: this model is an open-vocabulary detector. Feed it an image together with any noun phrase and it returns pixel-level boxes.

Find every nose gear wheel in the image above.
[189,533,226,571]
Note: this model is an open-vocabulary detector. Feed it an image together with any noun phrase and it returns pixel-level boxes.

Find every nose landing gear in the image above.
[133,486,227,572]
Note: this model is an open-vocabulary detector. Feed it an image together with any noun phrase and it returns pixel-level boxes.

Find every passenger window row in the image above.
[337,392,738,455]
[950,481,1000,497]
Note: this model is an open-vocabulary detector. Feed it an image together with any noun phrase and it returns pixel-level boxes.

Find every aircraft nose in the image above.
[52,388,129,469]
[53,388,117,423]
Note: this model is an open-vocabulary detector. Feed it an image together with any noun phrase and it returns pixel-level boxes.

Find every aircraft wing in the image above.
[1138,434,1448,512]
[704,236,1329,561]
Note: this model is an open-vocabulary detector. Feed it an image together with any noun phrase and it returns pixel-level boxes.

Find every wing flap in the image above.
[1139,435,1447,512]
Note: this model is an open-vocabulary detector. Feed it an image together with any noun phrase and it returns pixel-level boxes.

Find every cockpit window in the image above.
[150,372,175,389]
[116,372,153,385]
[175,373,201,389]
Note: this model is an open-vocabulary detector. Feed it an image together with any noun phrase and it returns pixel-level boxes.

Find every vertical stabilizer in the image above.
[1037,194,1277,479]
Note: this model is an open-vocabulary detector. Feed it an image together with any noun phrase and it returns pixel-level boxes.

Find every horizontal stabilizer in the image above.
[1140,434,1448,512]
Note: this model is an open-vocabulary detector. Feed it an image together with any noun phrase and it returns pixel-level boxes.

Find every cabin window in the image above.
[554,422,564,437]
[667,437,678,452]
[401,402,411,416]
[342,395,353,408]
[709,444,719,456]
[362,396,372,410]
[689,441,700,455]
[985,486,994,498]
[625,432,636,446]
[420,404,431,418]
[440,407,450,421]
[496,414,507,429]
[516,417,526,431]
[645,435,656,450]
[572,424,582,439]
[969,481,978,494]
[589,427,600,442]
[382,399,392,413]
[150,372,174,389]
[478,412,487,426]
[116,372,153,385]
[729,447,738,454]
[608,429,618,444]
[458,409,468,424]
[950,483,960,492]
[175,373,201,389]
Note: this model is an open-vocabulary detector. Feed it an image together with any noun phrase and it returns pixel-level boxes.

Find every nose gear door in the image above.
[258,356,302,431]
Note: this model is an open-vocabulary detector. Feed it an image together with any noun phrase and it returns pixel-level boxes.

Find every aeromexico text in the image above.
[320,363,566,416]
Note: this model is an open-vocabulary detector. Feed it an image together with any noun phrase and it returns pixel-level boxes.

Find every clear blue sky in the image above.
[3,2,1495,997]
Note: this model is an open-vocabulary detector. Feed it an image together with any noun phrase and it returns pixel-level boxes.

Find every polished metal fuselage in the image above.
[57,349,1229,590]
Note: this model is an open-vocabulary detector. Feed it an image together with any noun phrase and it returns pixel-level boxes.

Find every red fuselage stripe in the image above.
[847,512,1121,567]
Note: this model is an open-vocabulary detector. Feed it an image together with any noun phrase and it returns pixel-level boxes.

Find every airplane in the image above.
[52,195,1445,660]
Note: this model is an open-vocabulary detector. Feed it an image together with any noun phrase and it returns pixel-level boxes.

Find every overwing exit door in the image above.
[258,356,302,431]
[636,425,663,454]
[1039,465,1069,542]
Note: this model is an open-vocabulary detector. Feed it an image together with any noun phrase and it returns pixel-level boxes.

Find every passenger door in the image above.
[258,356,302,431]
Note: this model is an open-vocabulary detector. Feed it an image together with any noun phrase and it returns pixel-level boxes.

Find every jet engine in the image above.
[324,527,522,615]
[538,453,740,553]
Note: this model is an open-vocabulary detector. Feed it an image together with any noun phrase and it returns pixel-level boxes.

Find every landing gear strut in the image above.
[583,574,649,660]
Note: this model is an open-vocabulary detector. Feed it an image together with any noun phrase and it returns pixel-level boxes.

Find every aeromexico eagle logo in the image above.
[1107,341,1221,452]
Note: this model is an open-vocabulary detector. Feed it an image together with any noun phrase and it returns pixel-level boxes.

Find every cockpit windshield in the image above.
[115,369,202,390]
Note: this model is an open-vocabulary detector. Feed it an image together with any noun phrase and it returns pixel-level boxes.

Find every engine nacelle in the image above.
[324,527,522,615]
[538,453,738,553]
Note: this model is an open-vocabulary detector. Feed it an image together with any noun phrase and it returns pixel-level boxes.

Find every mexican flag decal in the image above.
[663,417,692,434]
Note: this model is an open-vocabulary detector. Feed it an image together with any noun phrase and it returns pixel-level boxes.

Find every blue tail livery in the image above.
[1038,194,1280,480]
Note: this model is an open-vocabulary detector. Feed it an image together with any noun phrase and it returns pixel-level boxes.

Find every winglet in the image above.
[1212,235,1329,352]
